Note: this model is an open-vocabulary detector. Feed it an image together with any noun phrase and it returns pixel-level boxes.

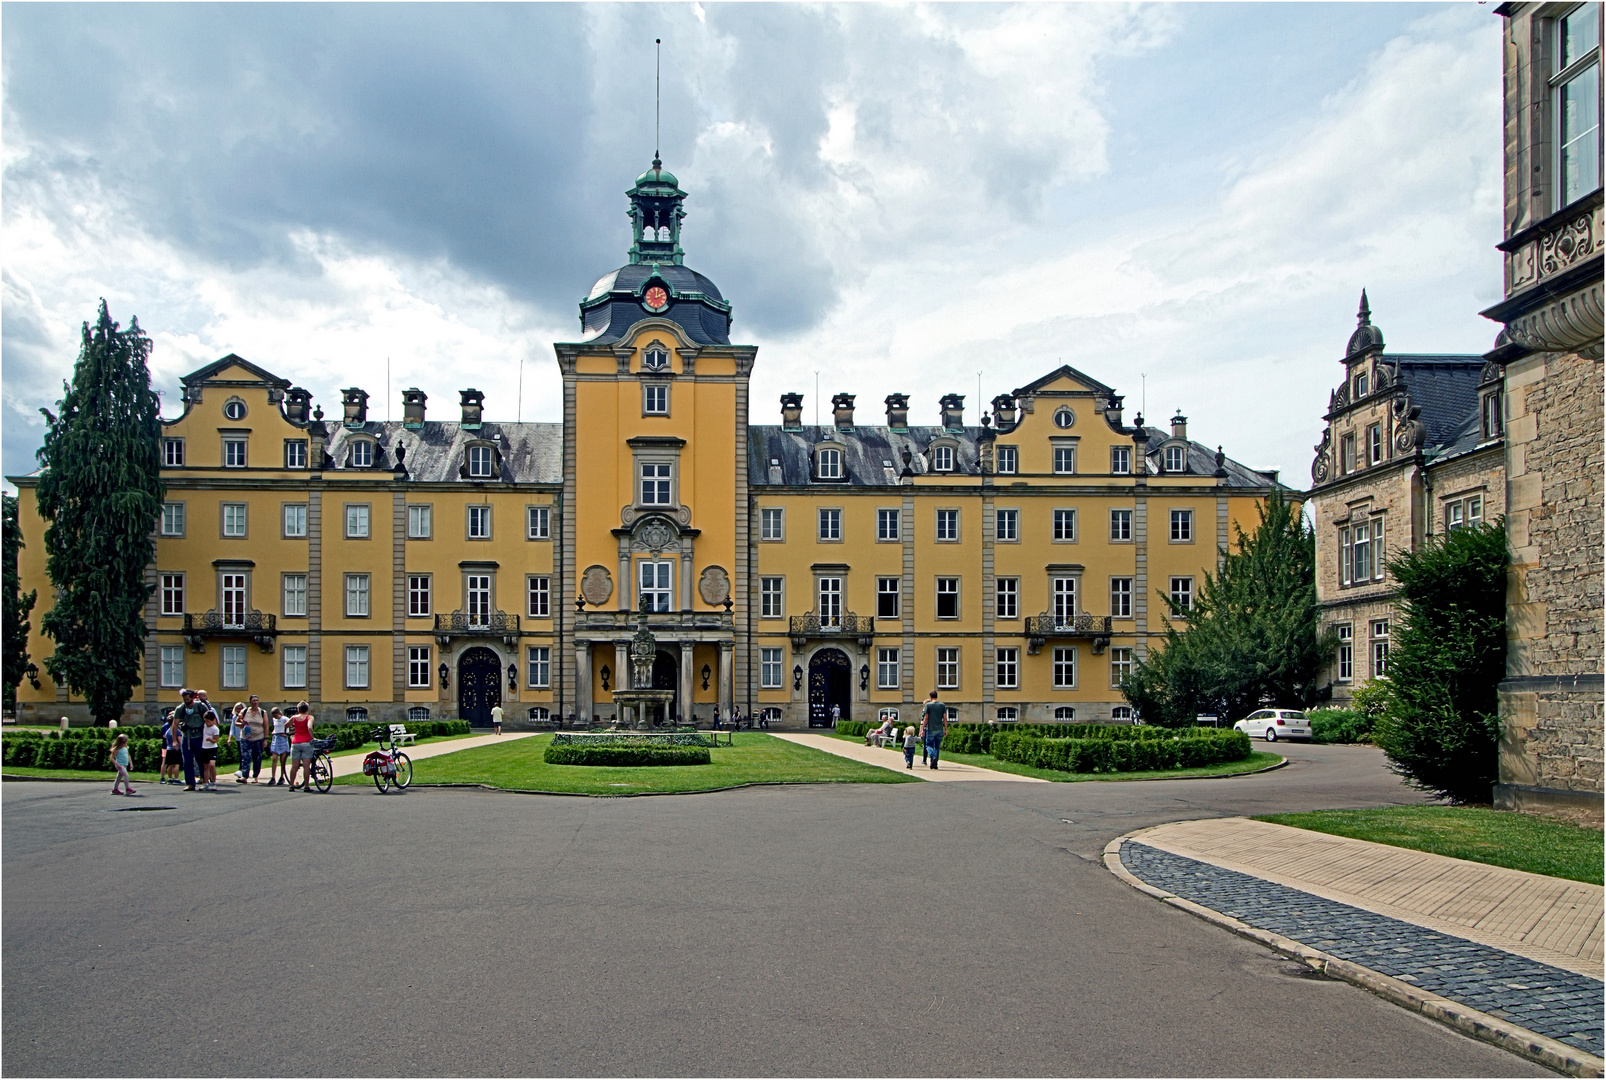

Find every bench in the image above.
[388,724,417,746]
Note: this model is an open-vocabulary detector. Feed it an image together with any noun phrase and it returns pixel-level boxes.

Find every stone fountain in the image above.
[607,611,677,730]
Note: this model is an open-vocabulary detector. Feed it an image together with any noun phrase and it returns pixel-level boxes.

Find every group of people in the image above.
[128,689,322,795]
[863,691,949,771]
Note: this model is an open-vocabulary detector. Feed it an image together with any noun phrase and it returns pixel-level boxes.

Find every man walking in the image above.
[171,689,207,791]
[921,691,948,770]
[235,694,268,783]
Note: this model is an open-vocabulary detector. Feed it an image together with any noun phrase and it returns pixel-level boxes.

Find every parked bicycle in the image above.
[362,726,413,793]
[308,736,336,793]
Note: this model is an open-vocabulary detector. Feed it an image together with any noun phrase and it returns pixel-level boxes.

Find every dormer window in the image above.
[1482,390,1503,438]
[1354,371,1369,398]
[932,445,954,472]
[1053,408,1075,429]
[643,346,669,371]
[817,447,842,480]
[467,445,495,478]
[223,397,247,421]
[1163,446,1184,473]
[350,440,374,468]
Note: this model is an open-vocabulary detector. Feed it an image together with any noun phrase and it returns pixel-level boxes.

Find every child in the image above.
[268,707,290,786]
[109,734,140,796]
[902,725,919,770]
[200,711,221,791]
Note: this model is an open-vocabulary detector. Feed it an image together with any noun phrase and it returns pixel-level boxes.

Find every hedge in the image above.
[989,727,1251,773]
[836,720,1219,756]
[1308,708,1373,744]
[543,744,711,767]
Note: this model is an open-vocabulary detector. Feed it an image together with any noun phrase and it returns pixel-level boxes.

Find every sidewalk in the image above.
[326,732,536,778]
[1107,817,1604,1076]
[769,732,1047,782]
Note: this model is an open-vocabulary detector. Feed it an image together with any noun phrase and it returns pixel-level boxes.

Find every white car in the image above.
[1233,708,1311,742]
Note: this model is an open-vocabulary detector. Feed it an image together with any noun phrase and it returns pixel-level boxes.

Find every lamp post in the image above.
[700,664,711,691]
[439,662,450,690]
[792,665,803,691]
[25,663,39,690]
[859,664,870,692]
[507,663,518,693]
[600,665,611,692]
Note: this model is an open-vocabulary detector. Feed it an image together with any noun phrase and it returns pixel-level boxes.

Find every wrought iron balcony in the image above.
[1025,612,1113,655]
[183,610,277,653]
[789,612,874,644]
[434,610,520,645]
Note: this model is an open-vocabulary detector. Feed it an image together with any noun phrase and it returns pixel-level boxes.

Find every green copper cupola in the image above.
[626,156,687,266]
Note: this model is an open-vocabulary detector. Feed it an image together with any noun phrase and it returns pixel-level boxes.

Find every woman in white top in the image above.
[267,708,291,786]
[200,715,221,790]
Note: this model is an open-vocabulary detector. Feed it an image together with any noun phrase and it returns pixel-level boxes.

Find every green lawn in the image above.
[335,731,921,794]
[1256,805,1604,885]
[829,733,1283,783]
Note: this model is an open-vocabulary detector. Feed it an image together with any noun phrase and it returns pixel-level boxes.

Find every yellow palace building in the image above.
[11,160,1290,729]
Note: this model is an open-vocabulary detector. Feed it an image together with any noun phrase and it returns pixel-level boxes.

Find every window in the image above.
[1482,391,1503,439]
[818,577,843,625]
[1052,446,1076,474]
[468,505,491,539]
[996,577,1018,620]
[346,707,370,722]
[222,646,247,689]
[761,648,784,688]
[818,508,841,541]
[346,504,370,539]
[1352,521,1371,583]
[1111,446,1130,474]
[936,508,959,542]
[223,397,247,421]
[1170,509,1192,542]
[282,504,307,538]
[1053,646,1077,688]
[160,645,185,688]
[1111,647,1133,686]
[1556,4,1601,207]
[345,645,370,689]
[995,508,1018,542]
[1110,509,1131,542]
[641,462,672,504]
[877,508,900,541]
[285,440,308,469]
[936,577,960,619]
[761,577,784,618]
[1163,445,1184,473]
[995,648,1019,689]
[222,503,247,538]
[1110,577,1132,619]
[996,707,1018,721]
[161,502,186,537]
[1337,624,1353,682]
[1467,495,1483,525]
[282,646,307,689]
[936,648,960,689]
[345,574,370,617]
[351,440,373,468]
[409,646,432,688]
[408,505,433,539]
[1371,619,1389,678]
[527,576,550,618]
[1340,432,1357,474]
[527,647,551,688]
[1446,501,1465,531]
[1354,371,1369,398]
[467,575,492,625]
[408,575,431,617]
[878,648,901,689]
[644,384,669,415]
[1340,526,1353,586]
[224,439,247,468]
[997,446,1017,474]
[932,445,954,472]
[643,346,669,370]
[467,445,495,478]
[1367,424,1383,466]
[161,573,185,616]
[221,573,247,627]
[163,438,185,467]
[409,707,432,721]
[1054,706,1077,722]
[638,561,673,612]
[1112,706,1132,722]
[1054,509,1077,542]
[527,506,550,540]
[1052,578,1077,625]
[1170,577,1194,615]
[877,577,900,619]
[1053,408,1074,429]
[817,447,842,480]
[761,508,784,541]
[283,574,308,617]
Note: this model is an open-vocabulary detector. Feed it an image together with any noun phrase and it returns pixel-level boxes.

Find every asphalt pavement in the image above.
[1,741,1554,1077]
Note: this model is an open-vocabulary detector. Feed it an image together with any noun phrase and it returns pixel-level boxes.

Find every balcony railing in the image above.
[183,610,277,653]
[1024,613,1112,637]
[789,612,874,643]
[434,610,520,644]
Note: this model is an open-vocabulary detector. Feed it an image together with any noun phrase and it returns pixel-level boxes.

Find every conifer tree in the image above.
[35,301,165,724]
[3,494,38,712]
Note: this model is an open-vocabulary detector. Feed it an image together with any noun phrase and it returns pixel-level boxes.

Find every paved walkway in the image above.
[770,732,1048,782]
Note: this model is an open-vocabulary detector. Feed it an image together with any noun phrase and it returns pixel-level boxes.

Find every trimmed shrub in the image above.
[989,727,1251,773]
[838,720,1188,756]
[1308,708,1373,744]
[543,744,711,767]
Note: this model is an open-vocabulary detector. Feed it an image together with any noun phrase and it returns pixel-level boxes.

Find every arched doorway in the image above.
[458,647,502,727]
[651,652,678,725]
[808,648,851,727]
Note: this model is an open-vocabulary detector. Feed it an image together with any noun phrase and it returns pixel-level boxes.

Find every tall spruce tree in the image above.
[3,494,38,712]
[1123,493,1331,726]
[35,301,165,724]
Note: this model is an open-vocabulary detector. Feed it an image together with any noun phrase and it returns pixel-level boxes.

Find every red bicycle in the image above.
[362,727,413,793]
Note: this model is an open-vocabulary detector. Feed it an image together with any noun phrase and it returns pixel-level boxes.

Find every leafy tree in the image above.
[35,301,165,725]
[1371,521,1506,803]
[1123,493,1331,726]
[3,494,38,712]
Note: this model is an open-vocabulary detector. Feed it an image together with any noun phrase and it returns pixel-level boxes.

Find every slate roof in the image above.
[323,422,562,484]
[1390,355,1484,452]
[580,263,731,345]
[1425,405,1492,465]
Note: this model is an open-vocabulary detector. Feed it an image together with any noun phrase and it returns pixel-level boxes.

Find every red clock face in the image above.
[644,286,668,310]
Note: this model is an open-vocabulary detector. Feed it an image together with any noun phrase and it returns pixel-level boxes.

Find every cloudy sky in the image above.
[3,2,1505,489]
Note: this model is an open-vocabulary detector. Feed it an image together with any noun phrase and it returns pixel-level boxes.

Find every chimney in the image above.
[831,393,856,431]
[939,393,965,431]
[284,387,312,424]
[884,393,909,432]
[780,392,804,431]
[402,388,427,430]
[460,389,484,430]
[1171,411,1187,441]
[1104,393,1124,429]
[340,388,369,428]
[991,393,1017,430]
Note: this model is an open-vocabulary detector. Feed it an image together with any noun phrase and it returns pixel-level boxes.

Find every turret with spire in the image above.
[1346,288,1385,358]
[626,156,688,266]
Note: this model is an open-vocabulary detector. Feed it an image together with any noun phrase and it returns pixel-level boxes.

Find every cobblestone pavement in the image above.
[1123,842,1604,1057]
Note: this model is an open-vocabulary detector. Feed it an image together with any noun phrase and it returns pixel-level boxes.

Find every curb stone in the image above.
[1104,828,1605,1079]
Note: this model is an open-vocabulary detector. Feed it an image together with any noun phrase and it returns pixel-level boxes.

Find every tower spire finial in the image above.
[654,38,662,168]
[1358,288,1371,324]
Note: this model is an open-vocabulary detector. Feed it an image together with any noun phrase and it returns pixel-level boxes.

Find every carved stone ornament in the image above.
[634,517,676,554]
[1538,211,1597,279]
[1373,363,1395,391]
[1311,428,1332,484]
[676,505,692,526]
[580,565,614,607]
[1330,382,1350,412]
[697,565,731,607]
[1394,419,1426,453]
[1504,282,1605,359]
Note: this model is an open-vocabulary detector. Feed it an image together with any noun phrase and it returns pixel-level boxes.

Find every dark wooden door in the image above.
[458,647,501,727]
[808,649,850,727]
[651,652,678,725]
